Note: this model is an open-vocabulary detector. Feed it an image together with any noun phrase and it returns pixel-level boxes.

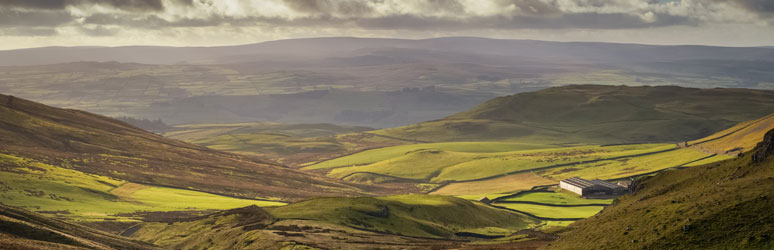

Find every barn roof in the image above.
[560,177,599,189]
[561,177,620,190]
[591,179,621,189]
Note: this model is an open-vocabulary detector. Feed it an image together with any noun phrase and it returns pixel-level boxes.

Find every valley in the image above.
[2,38,774,249]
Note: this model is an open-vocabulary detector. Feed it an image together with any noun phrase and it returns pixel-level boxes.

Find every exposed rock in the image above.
[752,129,774,163]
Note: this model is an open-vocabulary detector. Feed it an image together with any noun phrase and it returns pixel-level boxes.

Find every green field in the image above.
[0,153,285,221]
[495,203,606,219]
[313,143,676,183]
[497,191,613,205]
[305,141,556,170]
[542,148,709,180]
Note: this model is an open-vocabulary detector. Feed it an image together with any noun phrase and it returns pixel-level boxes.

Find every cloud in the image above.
[0,0,166,12]
[0,27,59,36]
[0,9,73,27]
[715,0,774,15]
[281,0,374,16]
[78,26,120,36]
[0,0,771,48]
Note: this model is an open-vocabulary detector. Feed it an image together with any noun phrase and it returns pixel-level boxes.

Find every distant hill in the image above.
[0,94,370,201]
[0,204,159,250]
[165,122,384,166]
[374,85,774,145]
[4,38,774,128]
[2,37,774,66]
[548,129,774,249]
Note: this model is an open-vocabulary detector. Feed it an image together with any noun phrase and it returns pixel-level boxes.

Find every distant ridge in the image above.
[374,85,774,144]
[1,37,774,66]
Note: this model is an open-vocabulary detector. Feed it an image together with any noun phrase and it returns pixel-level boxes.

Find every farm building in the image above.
[559,177,627,196]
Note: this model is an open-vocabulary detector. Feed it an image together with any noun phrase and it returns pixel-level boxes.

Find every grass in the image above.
[542,148,709,180]
[494,203,605,219]
[548,143,774,249]
[317,143,673,183]
[431,173,554,196]
[688,114,774,155]
[497,191,613,205]
[166,122,373,159]
[373,85,774,144]
[266,195,540,239]
[0,204,158,250]
[0,153,285,221]
[305,141,556,170]
[0,94,367,201]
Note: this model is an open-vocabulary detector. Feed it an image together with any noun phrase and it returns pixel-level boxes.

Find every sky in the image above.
[0,0,773,50]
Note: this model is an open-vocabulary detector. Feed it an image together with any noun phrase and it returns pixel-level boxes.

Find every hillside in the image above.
[688,114,774,155]
[0,94,370,201]
[375,85,774,144]
[0,204,159,250]
[129,195,544,249]
[164,122,399,166]
[547,130,774,249]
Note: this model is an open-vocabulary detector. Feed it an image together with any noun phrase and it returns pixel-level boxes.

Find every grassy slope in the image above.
[312,143,674,183]
[0,153,284,221]
[0,204,159,250]
[374,85,774,144]
[497,191,613,205]
[548,133,774,249]
[165,122,378,165]
[306,141,556,170]
[131,196,543,249]
[0,94,368,201]
[688,114,774,155]
[266,195,539,239]
[431,173,555,197]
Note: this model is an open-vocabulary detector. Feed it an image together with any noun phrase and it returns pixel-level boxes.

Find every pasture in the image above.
[0,153,285,221]
[314,143,677,184]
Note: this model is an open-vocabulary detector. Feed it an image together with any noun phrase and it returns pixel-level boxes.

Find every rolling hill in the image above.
[164,122,378,165]
[0,93,371,203]
[374,85,774,144]
[128,195,543,249]
[547,129,774,249]
[0,204,159,250]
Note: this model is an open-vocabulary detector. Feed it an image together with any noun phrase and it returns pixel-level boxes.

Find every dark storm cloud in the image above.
[0,0,167,12]
[717,0,774,15]
[497,0,563,16]
[356,12,694,30]
[422,0,466,14]
[0,27,59,36]
[0,0,768,33]
[78,25,120,36]
[282,0,374,16]
[0,9,73,27]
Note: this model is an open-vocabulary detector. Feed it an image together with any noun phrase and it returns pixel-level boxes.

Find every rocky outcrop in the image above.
[752,129,774,163]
